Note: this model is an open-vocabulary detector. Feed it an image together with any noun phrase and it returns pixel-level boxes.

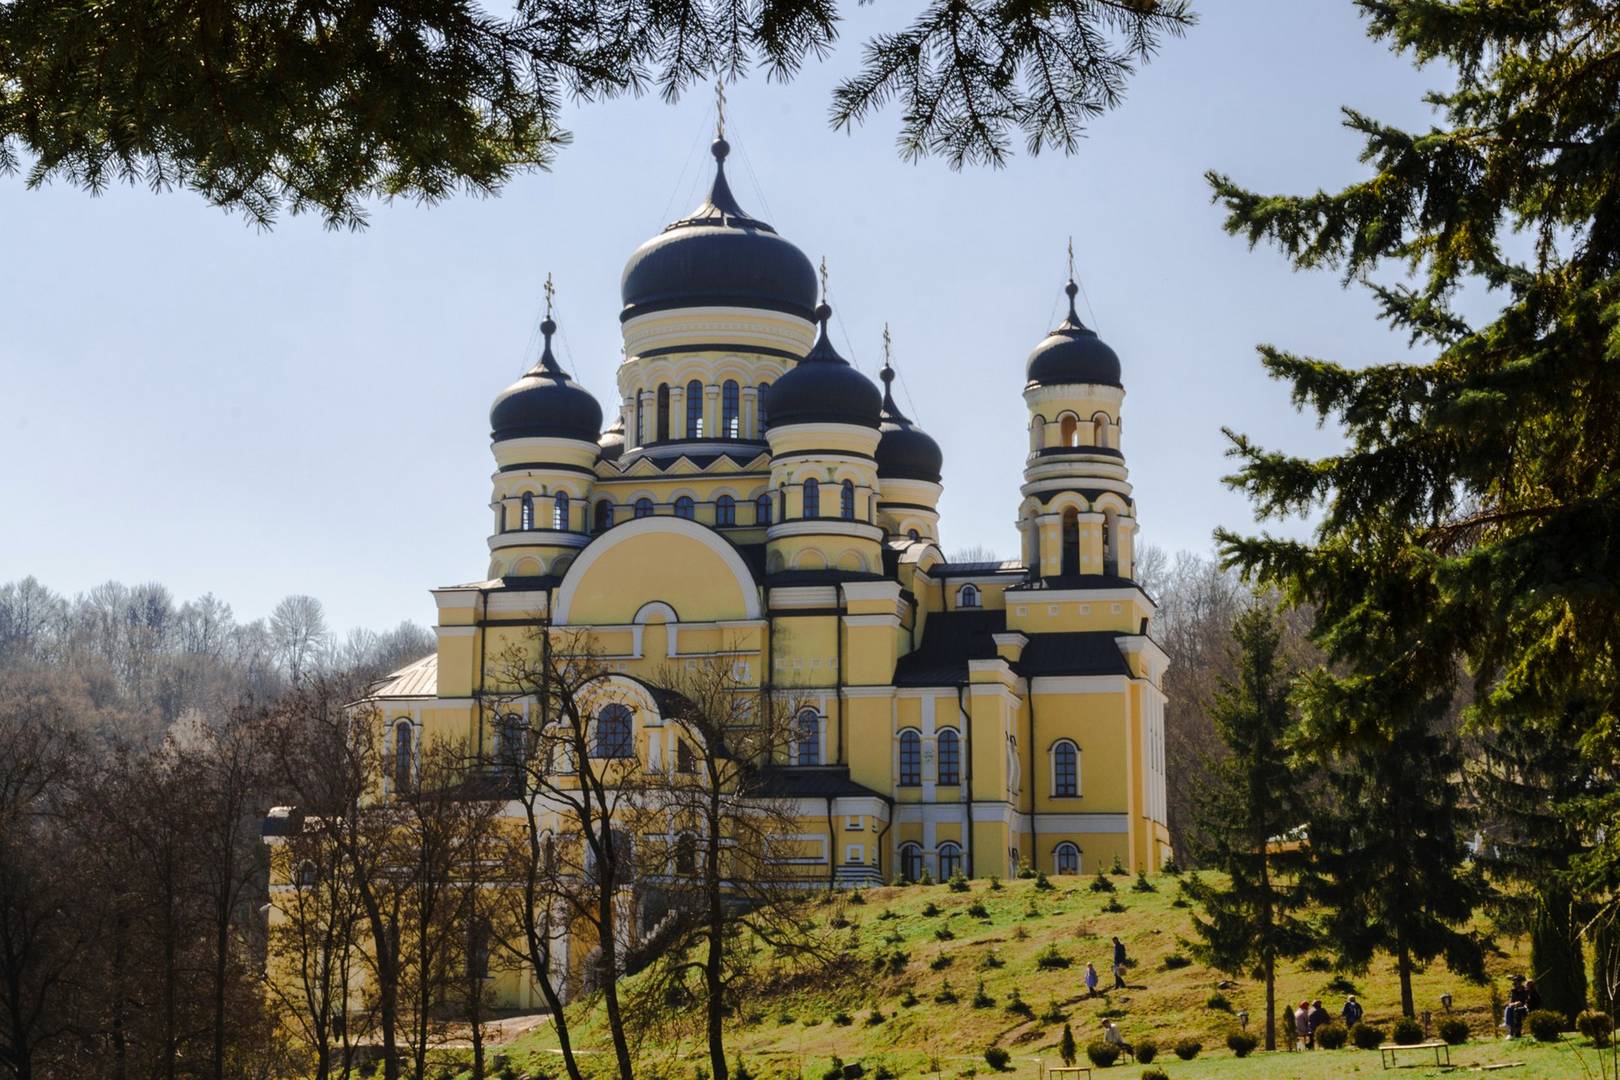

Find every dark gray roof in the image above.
[744,766,887,800]
[489,317,604,443]
[1018,632,1131,677]
[1025,280,1123,389]
[932,560,1028,579]
[764,303,882,429]
[894,610,1006,686]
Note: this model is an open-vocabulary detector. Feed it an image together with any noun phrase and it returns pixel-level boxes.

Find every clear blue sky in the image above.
[0,4,1477,634]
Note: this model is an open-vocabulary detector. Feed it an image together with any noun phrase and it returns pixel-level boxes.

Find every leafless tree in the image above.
[270,596,331,685]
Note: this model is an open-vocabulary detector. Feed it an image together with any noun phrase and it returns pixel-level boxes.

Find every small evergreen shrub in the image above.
[930,954,953,971]
[1577,1010,1614,1047]
[1226,1029,1257,1057]
[880,949,908,974]
[1205,992,1232,1012]
[1110,854,1127,876]
[1024,902,1042,919]
[1131,873,1155,893]
[733,1058,754,1080]
[1034,870,1055,891]
[922,901,942,917]
[983,1047,1011,1072]
[1170,897,1189,909]
[876,908,898,921]
[980,951,1005,969]
[1528,1009,1566,1042]
[1085,1041,1121,1068]
[1099,1007,1125,1019]
[1141,1071,1168,1080]
[1040,999,1065,1024]
[935,926,956,941]
[1173,1038,1201,1060]
[1090,871,1116,894]
[1438,1018,1469,1045]
[1392,1017,1424,1045]
[821,1057,844,1080]
[872,1066,896,1080]
[899,988,918,1008]
[1005,989,1034,1018]
[1059,1023,1077,1065]
[1326,974,1358,994]
[967,901,990,919]
[1162,855,1180,874]
[971,979,995,1008]
[882,930,904,946]
[1102,897,1126,913]
[934,981,958,1004]
[948,872,971,893]
[1315,1022,1348,1049]
[829,913,851,929]
[1012,924,1029,941]
[1036,945,1072,970]
[1350,1022,1385,1050]
[1160,952,1191,970]
[832,1011,853,1026]
[1134,1037,1157,1064]
[849,889,866,905]
[989,876,1003,891]
[920,867,934,886]
[778,1012,796,1025]
[1303,953,1332,972]
[1018,861,1037,879]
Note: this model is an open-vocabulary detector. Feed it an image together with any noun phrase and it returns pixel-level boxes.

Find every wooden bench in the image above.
[1043,1066,1091,1080]
[1379,1040,1451,1069]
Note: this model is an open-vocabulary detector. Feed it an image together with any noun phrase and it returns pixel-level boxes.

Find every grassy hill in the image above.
[492,872,1608,1080]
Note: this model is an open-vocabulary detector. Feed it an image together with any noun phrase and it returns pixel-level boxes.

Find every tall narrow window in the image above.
[1102,509,1119,576]
[900,843,923,884]
[674,496,695,520]
[722,380,740,438]
[840,479,855,520]
[937,842,963,880]
[394,721,413,791]
[498,715,524,773]
[802,477,820,518]
[498,503,507,532]
[755,494,772,526]
[1030,414,1046,452]
[1059,413,1078,447]
[656,383,670,441]
[1092,411,1111,448]
[898,730,921,786]
[715,495,735,526]
[520,493,534,530]
[469,917,491,979]
[1053,740,1079,797]
[675,739,695,774]
[594,500,614,532]
[636,394,645,445]
[937,728,960,785]
[796,709,821,766]
[552,491,569,530]
[675,833,698,875]
[1055,842,1081,875]
[634,497,654,518]
[686,379,704,438]
[1061,508,1080,576]
[958,584,981,609]
[593,704,633,758]
[778,484,787,521]
[757,383,770,432]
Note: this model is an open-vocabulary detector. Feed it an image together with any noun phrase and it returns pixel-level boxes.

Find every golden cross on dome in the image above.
[543,272,555,320]
[716,79,727,140]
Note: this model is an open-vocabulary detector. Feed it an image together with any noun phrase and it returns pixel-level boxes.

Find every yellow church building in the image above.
[340,132,1168,897]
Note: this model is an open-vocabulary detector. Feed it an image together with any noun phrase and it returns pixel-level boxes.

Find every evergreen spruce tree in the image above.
[1207,0,1620,972]
[1183,605,1314,1050]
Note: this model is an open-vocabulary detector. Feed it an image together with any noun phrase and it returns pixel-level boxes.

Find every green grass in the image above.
[492,875,1611,1079]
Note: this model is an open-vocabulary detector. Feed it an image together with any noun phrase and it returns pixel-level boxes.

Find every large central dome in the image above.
[620,139,819,323]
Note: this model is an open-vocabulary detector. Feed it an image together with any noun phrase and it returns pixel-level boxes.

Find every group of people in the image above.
[1082,937,1132,996]
[1290,997,1354,1049]
[1502,975,1542,1037]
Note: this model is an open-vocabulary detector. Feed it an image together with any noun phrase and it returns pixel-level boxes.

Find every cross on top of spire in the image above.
[543,272,555,320]
[882,323,893,370]
[716,79,726,140]
[818,256,829,303]
[1067,236,1075,283]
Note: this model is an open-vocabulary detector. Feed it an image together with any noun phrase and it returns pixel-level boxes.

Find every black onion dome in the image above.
[597,416,625,462]
[875,360,943,483]
[764,304,882,429]
[1025,281,1122,388]
[489,317,604,443]
[620,139,818,322]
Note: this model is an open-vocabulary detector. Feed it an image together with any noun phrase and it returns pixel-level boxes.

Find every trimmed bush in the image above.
[1059,1023,1077,1066]
[1528,1009,1566,1042]
[1160,953,1191,970]
[1134,1037,1157,1064]
[983,1047,1011,1072]
[948,872,971,893]
[1170,897,1189,909]
[1085,1040,1121,1068]
[832,1011,853,1027]
[1350,1022,1385,1050]
[1438,1018,1468,1045]
[1036,945,1072,970]
[1090,871,1116,894]
[1392,1017,1424,1045]
[1226,1029,1258,1057]
[1206,992,1232,1012]
[1315,1022,1348,1049]
[1577,1010,1614,1047]
[1173,1038,1201,1060]
[1141,1071,1168,1080]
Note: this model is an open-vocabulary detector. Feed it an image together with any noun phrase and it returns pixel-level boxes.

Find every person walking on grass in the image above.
[1111,936,1128,989]
[1295,1000,1312,1050]
[1309,999,1330,1045]
[1341,994,1363,1029]
[1084,962,1099,997]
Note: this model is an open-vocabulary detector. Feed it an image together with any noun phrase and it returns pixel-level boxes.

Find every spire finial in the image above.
[716,79,726,141]
[882,323,893,372]
[1066,236,1075,283]
[818,255,829,304]
[544,272,555,321]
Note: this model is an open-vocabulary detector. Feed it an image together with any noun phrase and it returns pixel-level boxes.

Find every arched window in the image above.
[552,491,569,530]
[520,493,535,530]
[686,379,704,437]
[715,495,735,526]
[541,832,557,874]
[636,394,645,445]
[1054,842,1081,875]
[393,721,413,791]
[796,709,821,766]
[594,500,614,533]
[469,917,492,979]
[674,496,695,520]
[1061,508,1080,576]
[675,738,696,774]
[937,728,960,786]
[957,584,980,609]
[656,383,670,441]
[898,730,922,786]
[840,479,855,520]
[907,529,920,541]
[778,484,787,521]
[1102,509,1119,576]
[755,493,773,526]
[1092,411,1111,448]
[802,477,820,518]
[899,842,924,884]
[675,833,698,875]
[937,842,963,881]
[634,497,654,519]
[593,704,633,759]
[498,714,525,773]
[296,860,318,889]
[1059,413,1079,448]
[1052,739,1079,797]
[757,383,770,432]
[1030,414,1046,452]
[722,380,740,438]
